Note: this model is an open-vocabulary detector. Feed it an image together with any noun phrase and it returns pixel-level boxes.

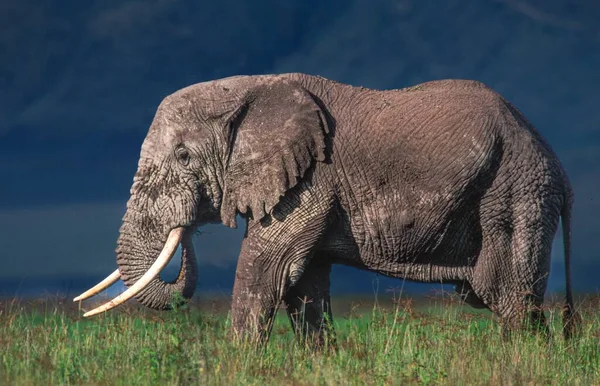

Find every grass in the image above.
[1,293,599,385]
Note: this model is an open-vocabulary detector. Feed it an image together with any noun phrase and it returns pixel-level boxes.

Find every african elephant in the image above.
[75,73,578,345]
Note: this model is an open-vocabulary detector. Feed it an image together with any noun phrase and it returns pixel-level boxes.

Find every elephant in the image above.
[74,73,579,346]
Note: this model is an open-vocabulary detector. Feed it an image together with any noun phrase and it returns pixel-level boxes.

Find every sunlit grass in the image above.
[1,295,598,385]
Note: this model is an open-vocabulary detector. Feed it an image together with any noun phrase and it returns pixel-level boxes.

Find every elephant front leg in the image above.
[230,189,334,346]
[230,254,282,346]
[284,258,335,349]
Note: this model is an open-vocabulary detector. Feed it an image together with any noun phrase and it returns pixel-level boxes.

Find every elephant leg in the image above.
[284,257,335,349]
[230,192,334,346]
[232,263,284,347]
[473,203,556,341]
[455,281,488,309]
[503,206,555,340]
[473,262,550,341]
[230,245,283,347]
[500,307,549,342]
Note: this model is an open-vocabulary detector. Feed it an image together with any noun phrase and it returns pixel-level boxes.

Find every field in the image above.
[1,293,599,385]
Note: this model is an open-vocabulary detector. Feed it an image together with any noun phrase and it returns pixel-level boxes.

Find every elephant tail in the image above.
[561,187,580,340]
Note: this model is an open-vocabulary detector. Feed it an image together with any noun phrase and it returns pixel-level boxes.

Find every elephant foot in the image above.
[499,305,550,344]
[285,297,337,351]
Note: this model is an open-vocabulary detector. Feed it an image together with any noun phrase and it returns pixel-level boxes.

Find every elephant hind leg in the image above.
[498,300,549,342]
[502,200,558,340]
[283,257,336,349]
[473,268,550,340]
[473,200,558,340]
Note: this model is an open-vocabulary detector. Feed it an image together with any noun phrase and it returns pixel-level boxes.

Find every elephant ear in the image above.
[220,78,330,228]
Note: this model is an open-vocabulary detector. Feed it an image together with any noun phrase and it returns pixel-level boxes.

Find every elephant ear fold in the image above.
[220,78,330,228]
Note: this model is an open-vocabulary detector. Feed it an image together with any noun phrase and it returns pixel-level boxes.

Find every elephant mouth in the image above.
[73,226,193,316]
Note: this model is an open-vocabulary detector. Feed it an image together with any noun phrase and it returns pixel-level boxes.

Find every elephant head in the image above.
[74,75,330,314]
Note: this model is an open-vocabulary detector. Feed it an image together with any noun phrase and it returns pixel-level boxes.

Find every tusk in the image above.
[82,227,185,317]
[73,269,121,302]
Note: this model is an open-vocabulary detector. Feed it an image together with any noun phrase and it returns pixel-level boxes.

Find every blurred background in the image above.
[1,0,599,300]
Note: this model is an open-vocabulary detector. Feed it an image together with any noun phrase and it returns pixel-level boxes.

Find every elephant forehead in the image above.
[158,96,194,122]
[158,79,251,120]
[141,106,190,154]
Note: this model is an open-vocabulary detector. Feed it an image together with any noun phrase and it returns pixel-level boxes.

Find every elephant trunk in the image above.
[115,215,198,310]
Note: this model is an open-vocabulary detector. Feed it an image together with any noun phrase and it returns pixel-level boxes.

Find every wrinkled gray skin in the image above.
[116,73,578,346]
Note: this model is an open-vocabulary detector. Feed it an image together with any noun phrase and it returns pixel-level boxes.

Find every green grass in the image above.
[1,295,599,385]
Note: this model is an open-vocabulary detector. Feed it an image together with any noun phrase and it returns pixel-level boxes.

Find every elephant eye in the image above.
[175,146,191,166]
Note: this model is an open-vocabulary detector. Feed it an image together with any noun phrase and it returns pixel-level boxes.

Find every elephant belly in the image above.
[323,202,481,283]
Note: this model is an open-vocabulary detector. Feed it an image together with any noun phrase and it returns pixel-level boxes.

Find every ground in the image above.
[1,291,599,385]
